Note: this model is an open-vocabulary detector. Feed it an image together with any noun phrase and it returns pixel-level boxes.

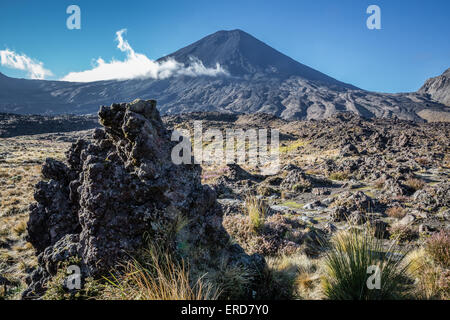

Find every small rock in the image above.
[303,200,323,210]
[217,199,244,215]
[321,197,335,206]
[301,216,317,224]
[419,224,435,234]
[323,222,337,233]
[398,214,416,227]
[330,206,348,222]
[416,211,428,219]
[371,220,389,239]
[339,143,359,157]
[348,211,365,225]
[281,191,296,200]
[312,187,330,196]
[269,205,295,215]
[441,209,450,221]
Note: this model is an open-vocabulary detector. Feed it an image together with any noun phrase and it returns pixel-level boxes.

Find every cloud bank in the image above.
[61,29,228,82]
[0,49,53,79]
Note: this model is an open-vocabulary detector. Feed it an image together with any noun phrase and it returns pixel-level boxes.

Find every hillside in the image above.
[0,30,448,121]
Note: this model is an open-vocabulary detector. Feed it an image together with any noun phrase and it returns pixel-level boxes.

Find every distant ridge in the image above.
[419,68,450,106]
[0,29,448,121]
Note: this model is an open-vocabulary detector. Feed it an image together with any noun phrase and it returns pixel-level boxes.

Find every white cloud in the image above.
[61,29,228,82]
[0,49,53,79]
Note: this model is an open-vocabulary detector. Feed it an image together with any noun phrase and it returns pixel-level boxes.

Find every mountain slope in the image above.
[0,30,448,121]
[419,68,450,106]
[158,29,356,88]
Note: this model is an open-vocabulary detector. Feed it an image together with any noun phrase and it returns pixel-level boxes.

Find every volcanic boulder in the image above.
[24,99,264,298]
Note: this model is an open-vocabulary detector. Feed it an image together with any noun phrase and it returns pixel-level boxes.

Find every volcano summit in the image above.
[0,29,448,121]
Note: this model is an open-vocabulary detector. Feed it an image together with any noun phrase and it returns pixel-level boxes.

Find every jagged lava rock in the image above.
[24,99,264,298]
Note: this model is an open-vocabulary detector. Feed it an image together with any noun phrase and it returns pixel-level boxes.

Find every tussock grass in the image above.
[389,224,417,243]
[405,178,426,191]
[425,231,450,268]
[102,245,220,300]
[279,139,309,153]
[13,220,27,237]
[406,248,450,300]
[322,227,411,300]
[373,177,386,189]
[245,195,268,233]
[266,253,323,299]
[328,171,349,181]
[386,206,406,219]
[204,257,253,299]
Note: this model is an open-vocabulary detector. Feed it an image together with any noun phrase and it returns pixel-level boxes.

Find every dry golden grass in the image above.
[405,178,426,191]
[245,195,268,233]
[0,213,36,299]
[328,171,349,181]
[101,245,220,300]
[0,135,69,299]
[406,248,450,300]
[0,165,41,217]
[373,177,386,189]
[266,253,323,300]
[386,206,406,219]
[279,139,309,153]
[415,157,431,166]
[13,220,28,236]
[425,231,450,268]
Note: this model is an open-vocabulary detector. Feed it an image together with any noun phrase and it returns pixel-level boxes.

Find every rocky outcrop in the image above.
[24,99,264,298]
[419,68,450,106]
[330,191,376,222]
[413,182,450,212]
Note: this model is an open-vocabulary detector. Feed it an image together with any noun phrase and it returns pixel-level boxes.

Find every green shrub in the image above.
[389,224,417,243]
[322,228,411,300]
[292,182,312,192]
[205,258,253,299]
[245,195,268,233]
[329,171,349,181]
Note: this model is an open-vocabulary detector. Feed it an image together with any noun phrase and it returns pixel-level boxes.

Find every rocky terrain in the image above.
[0,102,449,300]
[0,30,449,122]
[419,68,450,106]
[0,113,99,138]
[165,112,449,247]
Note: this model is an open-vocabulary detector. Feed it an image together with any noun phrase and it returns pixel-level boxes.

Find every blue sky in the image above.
[0,0,449,92]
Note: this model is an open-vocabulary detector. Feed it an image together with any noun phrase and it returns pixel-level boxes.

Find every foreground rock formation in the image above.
[24,99,264,298]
